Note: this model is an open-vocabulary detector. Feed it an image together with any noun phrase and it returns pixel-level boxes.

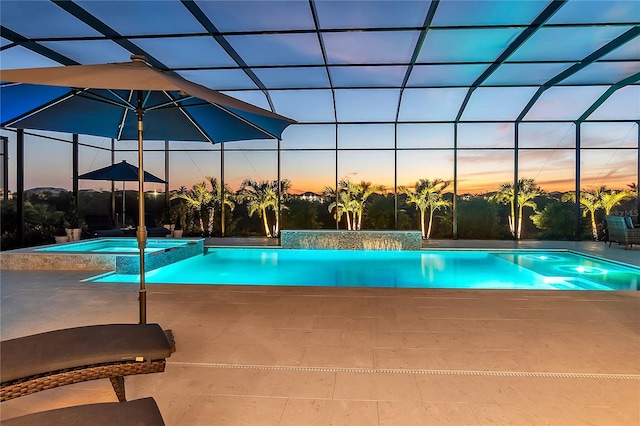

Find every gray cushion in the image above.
[2,397,164,426]
[1,324,173,383]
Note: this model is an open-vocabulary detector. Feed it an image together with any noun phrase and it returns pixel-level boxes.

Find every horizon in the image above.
[2,123,637,196]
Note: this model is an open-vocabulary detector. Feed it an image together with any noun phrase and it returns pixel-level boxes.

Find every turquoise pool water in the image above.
[90,248,639,291]
[38,238,190,254]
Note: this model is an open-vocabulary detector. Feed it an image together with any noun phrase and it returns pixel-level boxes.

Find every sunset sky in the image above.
[2,118,637,196]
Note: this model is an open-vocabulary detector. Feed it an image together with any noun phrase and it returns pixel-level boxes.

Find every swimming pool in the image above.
[90,248,639,291]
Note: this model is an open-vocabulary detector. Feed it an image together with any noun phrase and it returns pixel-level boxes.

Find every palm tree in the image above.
[325,185,349,229]
[205,177,235,236]
[400,178,451,239]
[272,178,291,236]
[491,178,544,239]
[352,181,384,230]
[562,189,601,240]
[491,183,517,237]
[171,181,213,234]
[170,177,234,236]
[324,180,357,230]
[239,179,277,237]
[598,187,635,215]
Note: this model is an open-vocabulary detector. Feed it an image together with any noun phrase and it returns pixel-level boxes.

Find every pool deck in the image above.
[1,239,638,425]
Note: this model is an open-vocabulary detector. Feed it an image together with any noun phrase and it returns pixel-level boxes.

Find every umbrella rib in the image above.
[116,91,135,140]
[152,91,216,144]
[105,89,135,110]
[177,106,215,144]
[211,103,279,140]
[78,90,134,111]
[145,94,195,112]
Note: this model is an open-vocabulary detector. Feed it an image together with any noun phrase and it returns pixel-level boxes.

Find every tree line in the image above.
[1,178,636,249]
[165,177,637,240]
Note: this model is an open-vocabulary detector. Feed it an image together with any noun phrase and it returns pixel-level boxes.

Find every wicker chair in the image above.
[1,324,175,402]
[605,215,640,250]
[3,397,165,426]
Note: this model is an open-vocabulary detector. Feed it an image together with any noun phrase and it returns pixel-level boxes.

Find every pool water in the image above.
[37,238,190,254]
[90,248,639,291]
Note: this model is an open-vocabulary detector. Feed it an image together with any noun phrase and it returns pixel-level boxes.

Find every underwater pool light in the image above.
[557,265,607,275]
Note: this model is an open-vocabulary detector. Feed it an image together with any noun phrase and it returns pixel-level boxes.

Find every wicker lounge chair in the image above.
[3,397,165,426]
[1,324,175,402]
[605,215,640,250]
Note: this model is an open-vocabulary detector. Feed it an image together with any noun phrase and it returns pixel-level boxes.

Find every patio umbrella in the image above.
[0,55,296,324]
[78,160,166,227]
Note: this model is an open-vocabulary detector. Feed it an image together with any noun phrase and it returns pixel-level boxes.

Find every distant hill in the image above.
[24,187,67,195]
[25,187,104,195]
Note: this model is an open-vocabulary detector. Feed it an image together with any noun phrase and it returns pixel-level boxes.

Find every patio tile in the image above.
[175,395,287,426]
[520,349,640,374]
[313,316,375,331]
[340,329,407,348]
[440,349,530,371]
[211,326,281,346]
[279,399,379,426]
[415,374,521,404]
[333,372,422,401]
[300,345,374,368]
[377,401,480,426]
[470,403,639,426]
[234,314,318,329]
[228,343,306,366]
[373,347,449,370]
[168,326,236,363]
[490,376,640,407]
[243,369,336,399]
[275,328,343,347]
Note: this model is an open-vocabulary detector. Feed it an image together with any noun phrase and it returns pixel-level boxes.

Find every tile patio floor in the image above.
[1,239,638,425]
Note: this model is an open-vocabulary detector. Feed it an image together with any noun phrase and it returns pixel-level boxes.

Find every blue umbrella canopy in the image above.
[78,160,166,184]
[0,56,295,143]
[79,160,166,229]
[0,55,297,324]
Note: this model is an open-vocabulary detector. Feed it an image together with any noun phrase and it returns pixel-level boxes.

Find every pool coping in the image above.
[0,238,205,273]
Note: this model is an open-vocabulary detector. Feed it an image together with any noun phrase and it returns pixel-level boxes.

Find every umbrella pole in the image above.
[136,95,147,324]
[122,181,126,227]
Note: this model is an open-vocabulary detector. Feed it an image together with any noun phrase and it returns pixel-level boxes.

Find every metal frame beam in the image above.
[516,26,640,123]
[455,0,567,122]
[0,26,78,65]
[181,0,277,113]
[309,0,340,230]
[394,0,440,229]
[52,0,168,70]
[577,72,640,123]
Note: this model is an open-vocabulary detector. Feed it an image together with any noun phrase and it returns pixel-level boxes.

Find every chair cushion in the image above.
[147,227,171,237]
[1,324,173,383]
[624,216,634,229]
[93,228,126,237]
[2,397,164,426]
[85,215,117,231]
